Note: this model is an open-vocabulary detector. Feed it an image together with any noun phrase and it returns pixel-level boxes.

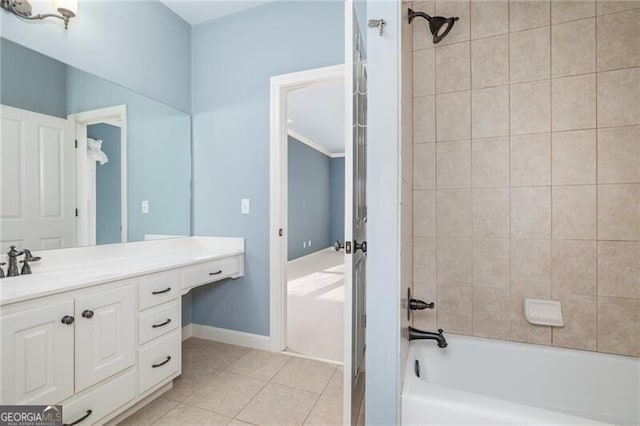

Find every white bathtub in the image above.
[402,335,640,425]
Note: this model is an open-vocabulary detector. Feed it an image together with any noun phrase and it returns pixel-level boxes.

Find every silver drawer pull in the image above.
[209,270,223,276]
[152,356,171,368]
[152,287,171,295]
[63,409,92,426]
[152,318,172,328]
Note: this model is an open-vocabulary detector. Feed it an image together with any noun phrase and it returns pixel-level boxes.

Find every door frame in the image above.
[69,105,128,246]
[268,64,344,353]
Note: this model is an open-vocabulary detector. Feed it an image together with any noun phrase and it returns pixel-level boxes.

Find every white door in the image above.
[344,2,368,424]
[0,105,76,251]
[0,299,75,405]
[74,284,135,392]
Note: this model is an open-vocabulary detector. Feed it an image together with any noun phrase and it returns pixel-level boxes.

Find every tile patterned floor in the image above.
[118,338,345,426]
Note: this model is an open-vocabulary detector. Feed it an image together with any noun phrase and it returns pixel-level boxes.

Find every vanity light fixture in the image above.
[1,0,77,29]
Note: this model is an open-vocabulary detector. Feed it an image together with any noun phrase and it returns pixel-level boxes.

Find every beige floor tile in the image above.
[271,357,337,393]
[154,404,231,425]
[228,420,256,426]
[304,393,343,426]
[323,367,344,400]
[182,340,250,372]
[236,383,319,426]
[227,350,289,381]
[164,367,220,402]
[184,372,265,417]
[118,397,179,426]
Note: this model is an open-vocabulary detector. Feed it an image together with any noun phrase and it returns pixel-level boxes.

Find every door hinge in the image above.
[75,139,78,148]
[362,314,367,328]
[345,241,352,254]
[278,228,283,237]
[75,208,78,217]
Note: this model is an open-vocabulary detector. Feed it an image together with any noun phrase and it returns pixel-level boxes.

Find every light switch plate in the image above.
[142,200,149,214]
[241,198,250,214]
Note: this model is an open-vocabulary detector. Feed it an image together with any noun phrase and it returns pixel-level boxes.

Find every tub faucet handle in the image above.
[409,298,435,310]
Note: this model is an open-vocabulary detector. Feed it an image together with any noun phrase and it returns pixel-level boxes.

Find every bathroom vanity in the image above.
[0,237,244,425]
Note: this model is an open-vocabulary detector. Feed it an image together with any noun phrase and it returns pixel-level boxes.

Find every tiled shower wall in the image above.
[411,0,640,356]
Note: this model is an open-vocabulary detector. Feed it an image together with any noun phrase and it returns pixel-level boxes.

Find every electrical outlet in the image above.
[141,200,149,214]
[308,240,312,247]
[241,198,250,214]
[303,241,306,248]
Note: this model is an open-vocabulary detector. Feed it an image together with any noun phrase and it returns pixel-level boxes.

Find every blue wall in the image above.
[67,67,191,242]
[0,1,191,112]
[0,38,67,117]
[287,137,331,261]
[87,123,122,245]
[191,1,344,336]
[330,157,345,244]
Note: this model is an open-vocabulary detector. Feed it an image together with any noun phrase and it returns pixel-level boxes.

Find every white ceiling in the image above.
[287,81,345,156]
[159,0,275,25]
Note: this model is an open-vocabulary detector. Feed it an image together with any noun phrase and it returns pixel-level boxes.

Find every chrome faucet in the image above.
[408,327,448,348]
[6,245,23,277]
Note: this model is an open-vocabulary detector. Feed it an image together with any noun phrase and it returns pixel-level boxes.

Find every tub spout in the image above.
[408,326,448,348]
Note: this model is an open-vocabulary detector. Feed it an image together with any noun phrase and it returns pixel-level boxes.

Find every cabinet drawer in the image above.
[138,330,180,395]
[183,257,240,290]
[62,368,135,426]
[138,271,181,311]
[138,301,180,345]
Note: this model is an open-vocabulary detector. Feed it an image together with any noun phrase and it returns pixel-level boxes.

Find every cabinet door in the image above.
[74,284,135,392]
[0,299,74,405]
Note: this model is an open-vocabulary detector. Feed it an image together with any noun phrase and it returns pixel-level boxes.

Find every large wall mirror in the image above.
[0,38,191,252]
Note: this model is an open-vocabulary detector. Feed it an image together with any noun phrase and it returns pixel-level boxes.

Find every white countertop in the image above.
[0,237,244,306]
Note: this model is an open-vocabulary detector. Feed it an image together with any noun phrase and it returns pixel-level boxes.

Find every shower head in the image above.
[408,8,459,44]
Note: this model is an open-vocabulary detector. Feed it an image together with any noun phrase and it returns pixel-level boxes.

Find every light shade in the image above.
[54,0,77,17]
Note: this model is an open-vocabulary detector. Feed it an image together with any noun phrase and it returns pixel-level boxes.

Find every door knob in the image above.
[334,240,344,252]
[82,310,94,319]
[354,240,367,254]
[61,315,74,325]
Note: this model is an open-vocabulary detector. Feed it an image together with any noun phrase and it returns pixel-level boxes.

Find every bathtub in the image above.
[402,335,640,425]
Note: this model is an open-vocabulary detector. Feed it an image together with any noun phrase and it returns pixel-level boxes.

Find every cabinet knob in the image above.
[82,310,94,319]
[61,315,74,325]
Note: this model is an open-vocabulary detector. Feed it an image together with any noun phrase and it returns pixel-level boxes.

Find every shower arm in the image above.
[408,9,433,24]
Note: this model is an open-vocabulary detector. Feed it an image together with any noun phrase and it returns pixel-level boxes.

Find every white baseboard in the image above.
[187,323,271,351]
[181,324,193,341]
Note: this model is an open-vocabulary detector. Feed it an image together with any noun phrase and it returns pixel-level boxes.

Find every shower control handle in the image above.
[409,298,435,311]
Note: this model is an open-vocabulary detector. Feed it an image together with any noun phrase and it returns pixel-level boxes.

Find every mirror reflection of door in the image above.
[86,123,122,245]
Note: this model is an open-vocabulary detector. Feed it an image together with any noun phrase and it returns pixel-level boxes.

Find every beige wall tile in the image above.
[552,295,597,351]
[552,240,597,298]
[414,190,437,237]
[414,237,437,283]
[510,290,553,344]
[472,86,510,138]
[552,185,597,239]
[510,26,551,83]
[511,187,552,238]
[597,68,640,128]
[597,9,640,71]
[473,287,510,339]
[552,129,597,185]
[473,188,510,237]
[598,126,640,184]
[511,133,551,186]
[435,42,470,93]
[511,80,551,135]
[598,184,640,240]
[511,239,552,294]
[437,189,473,236]
[437,285,473,333]
[597,297,640,357]
[414,96,436,143]
[413,282,437,329]
[551,18,596,77]
[413,48,435,97]
[413,2,436,51]
[414,143,436,189]
[435,0,471,45]
[510,0,551,31]
[552,73,596,131]
[471,35,509,89]
[436,140,471,188]
[437,91,471,141]
[473,238,510,288]
[596,0,640,15]
[551,0,595,23]
[437,237,473,283]
[471,0,509,39]
[598,241,640,298]
[472,137,510,187]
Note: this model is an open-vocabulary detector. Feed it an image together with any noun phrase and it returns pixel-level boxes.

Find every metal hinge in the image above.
[75,208,78,217]
[362,314,367,328]
[278,228,283,237]
[75,139,78,148]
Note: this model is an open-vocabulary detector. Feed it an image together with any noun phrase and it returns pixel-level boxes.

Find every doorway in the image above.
[269,65,345,363]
